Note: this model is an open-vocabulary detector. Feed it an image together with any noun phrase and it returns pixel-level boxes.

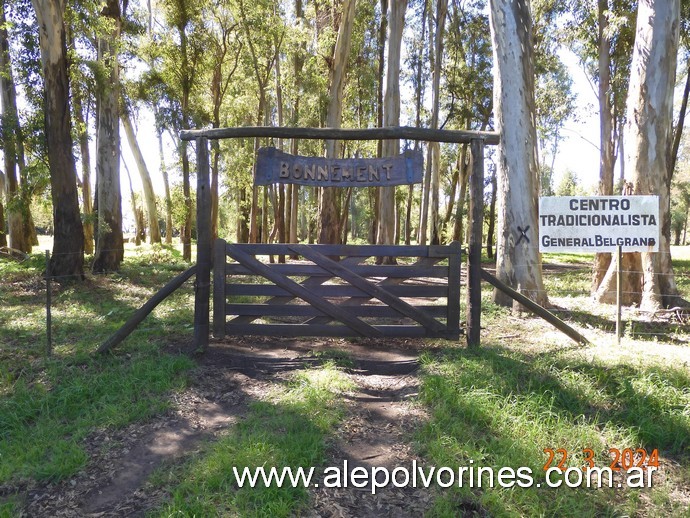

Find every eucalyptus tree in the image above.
[205,1,242,241]
[92,0,125,273]
[233,0,283,243]
[489,0,547,307]
[568,0,635,291]
[0,1,29,253]
[0,171,5,247]
[376,0,407,256]
[319,0,357,245]
[121,106,161,243]
[153,0,207,260]
[31,0,84,278]
[428,0,448,246]
[596,0,683,310]
[441,0,492,244]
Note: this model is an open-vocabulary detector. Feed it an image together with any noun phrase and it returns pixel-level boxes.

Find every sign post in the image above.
[539,195,660,345]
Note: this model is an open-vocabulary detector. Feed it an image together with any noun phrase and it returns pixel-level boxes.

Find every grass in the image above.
[416,344,690,516]
[1,239,689,515]
[0,242,197,513]
[153,362,354,517]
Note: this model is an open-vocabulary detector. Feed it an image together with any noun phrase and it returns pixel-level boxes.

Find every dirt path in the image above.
[17,338,435,517]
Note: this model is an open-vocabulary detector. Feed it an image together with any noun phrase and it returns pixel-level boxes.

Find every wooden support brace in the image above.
[480,268,590,346]
[225,245,383,337]
[291,244,446,333]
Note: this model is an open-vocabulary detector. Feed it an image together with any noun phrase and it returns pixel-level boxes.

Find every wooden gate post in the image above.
[466,138,484,348]
[194,137,212,350]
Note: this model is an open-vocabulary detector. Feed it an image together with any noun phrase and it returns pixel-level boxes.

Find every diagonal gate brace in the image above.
[290,245,446,334]
[225,245,382,337]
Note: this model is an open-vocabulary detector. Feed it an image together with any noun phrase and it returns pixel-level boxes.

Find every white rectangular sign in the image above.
[539,196,659,253]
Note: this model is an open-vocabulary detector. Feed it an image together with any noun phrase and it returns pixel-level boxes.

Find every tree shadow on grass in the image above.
[418,345,690,516]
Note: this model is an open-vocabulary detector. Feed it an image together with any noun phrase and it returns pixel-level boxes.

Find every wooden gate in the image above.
[213,239,462,339]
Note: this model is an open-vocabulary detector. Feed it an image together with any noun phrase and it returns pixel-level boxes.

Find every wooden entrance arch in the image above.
[179,126,500,350]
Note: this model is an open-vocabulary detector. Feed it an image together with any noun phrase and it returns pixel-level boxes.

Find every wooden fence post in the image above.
[194,137,212,350]
[466,138,484,348]
[213,238,226,339]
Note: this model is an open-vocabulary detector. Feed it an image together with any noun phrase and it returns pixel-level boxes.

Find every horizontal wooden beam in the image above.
[223,241,459,258]
[225,323,458,339]
[225,303,448,318]
[225,244,383,337]
[180,125,500,145]
[225,263,450,278]
[227,283,449,298]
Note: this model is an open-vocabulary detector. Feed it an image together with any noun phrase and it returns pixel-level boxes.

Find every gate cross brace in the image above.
[290,245,446,333]
[225,245,383,337]
[229,256,364,325]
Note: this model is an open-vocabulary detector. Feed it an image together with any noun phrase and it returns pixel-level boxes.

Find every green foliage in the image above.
[555,169,585,196]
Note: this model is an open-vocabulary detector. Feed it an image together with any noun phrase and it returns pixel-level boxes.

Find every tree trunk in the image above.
[288,0,304,251]
[596,0,682,309]
[428,0,448,246]
[32,0,84,279]
[273,39,285,256]
[0,171,6,247]
[249,97,265,244]
[93,0,124,273]
[72,84,94,254]
[487,166,497,258]
[318,0,356,245]
[181,139,192,259]
[451,145,470,242]
[121,109,161,243]
[411,0,427,246]
[0,3,27,253]
[377,0,407,260]
[489,0,547,308]
[592,0,616,293]
[177,16,193,262]
[376,0,388,160]
[158,129,173,244]
[668,57,690,177]
[443,150,461,228]
[124,160,142,246]
[0,195,5,248]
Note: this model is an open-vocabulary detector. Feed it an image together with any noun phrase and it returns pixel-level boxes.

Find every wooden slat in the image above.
[227,256,364,325]
[213,238,227,338]
[290,245,446,333]
[227,283,449,298]
[303,256,441,326]
[224,323,457,338]
[225,244,382,337]
[225,303,448,318]
[227,242,449,258]
[225,262,450,278]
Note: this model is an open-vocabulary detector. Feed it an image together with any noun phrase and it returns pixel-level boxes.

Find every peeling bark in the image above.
[489,0,547,308]
[32,0,84,279]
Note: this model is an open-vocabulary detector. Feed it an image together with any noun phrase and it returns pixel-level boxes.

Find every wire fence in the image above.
[18,241,690,358]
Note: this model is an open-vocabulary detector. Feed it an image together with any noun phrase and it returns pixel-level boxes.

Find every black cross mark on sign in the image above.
[516,226,530,245]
